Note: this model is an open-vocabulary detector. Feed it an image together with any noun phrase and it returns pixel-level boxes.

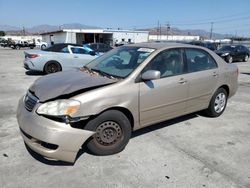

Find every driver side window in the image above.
[143,49,184,78]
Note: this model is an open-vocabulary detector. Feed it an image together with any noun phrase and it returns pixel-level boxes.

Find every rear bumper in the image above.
[23,59,44,71]
[16,97,95,163]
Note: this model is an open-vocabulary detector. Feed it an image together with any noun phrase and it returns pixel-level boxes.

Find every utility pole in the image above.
[166,22,170,41]
[159,24,162,40]
[157,20,160,40]
[22,26,25,36]
[210,22,213,40]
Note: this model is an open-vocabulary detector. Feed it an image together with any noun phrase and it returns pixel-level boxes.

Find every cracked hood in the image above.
[29,70,117,102]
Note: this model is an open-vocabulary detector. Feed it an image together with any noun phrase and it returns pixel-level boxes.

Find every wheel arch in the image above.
[99,107,134,130]
[218,84,230,96]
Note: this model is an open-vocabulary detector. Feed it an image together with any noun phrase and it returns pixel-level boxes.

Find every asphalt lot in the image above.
[0,47,250,188]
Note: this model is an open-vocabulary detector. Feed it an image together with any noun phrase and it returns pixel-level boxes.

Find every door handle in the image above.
[178,78,187,84]
[212,72,218,77]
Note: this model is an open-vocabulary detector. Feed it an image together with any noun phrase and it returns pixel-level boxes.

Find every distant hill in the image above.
[0,23,101,35]
[144,27,233,39]
[0,25,21,31]
[0,23,233,39]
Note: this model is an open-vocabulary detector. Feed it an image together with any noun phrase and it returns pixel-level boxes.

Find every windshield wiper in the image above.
[82,66,122,79]
[91,68,113,78]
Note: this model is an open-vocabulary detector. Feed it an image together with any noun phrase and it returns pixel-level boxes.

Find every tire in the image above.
[243,55,249,62]
[204,88,228,117]
[84,110,132,155]
[44,61,61,74]
[227,55,233,63]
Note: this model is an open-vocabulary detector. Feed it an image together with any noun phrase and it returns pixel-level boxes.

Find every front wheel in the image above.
[243,55,249,62]
[84,110,132,155]
[227,55,233,63]
[204,88,228,117]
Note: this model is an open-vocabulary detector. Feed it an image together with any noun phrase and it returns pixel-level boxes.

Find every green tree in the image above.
[0,31,6,36]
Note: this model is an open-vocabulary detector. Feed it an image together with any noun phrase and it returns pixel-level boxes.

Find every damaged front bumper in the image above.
[16,97,95,163]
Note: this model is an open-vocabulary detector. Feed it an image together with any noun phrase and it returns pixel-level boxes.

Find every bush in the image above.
[0,31,6,36]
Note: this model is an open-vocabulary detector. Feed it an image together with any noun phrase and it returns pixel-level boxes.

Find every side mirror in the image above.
[141,70,161,81]
[89,51,96,56]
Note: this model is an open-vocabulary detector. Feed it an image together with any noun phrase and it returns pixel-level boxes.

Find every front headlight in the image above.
[37,99,81,116]
[221,53,229,56]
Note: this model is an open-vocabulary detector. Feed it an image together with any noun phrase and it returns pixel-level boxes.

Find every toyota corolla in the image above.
[17,43,238,163]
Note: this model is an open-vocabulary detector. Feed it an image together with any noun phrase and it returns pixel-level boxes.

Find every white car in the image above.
[24,43,98,74]
[35,39,48,50]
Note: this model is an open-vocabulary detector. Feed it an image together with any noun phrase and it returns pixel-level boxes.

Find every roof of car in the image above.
[43,43,82,52]
[127,42,195,50]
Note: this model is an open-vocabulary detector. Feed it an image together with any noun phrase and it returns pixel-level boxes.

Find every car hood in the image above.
[29,70,117,102]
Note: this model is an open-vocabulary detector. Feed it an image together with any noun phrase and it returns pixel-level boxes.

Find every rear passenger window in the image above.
[185,49,217,72]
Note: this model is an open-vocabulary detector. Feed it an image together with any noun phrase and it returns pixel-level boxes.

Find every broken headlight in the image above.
[36,99,81,116]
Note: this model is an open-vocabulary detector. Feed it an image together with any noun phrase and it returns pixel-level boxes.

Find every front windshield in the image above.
[219,45,235,51]
[85,46,155,78]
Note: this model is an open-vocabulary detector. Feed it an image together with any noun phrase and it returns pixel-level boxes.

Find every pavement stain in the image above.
[185,121,191,126]
[0,132,9,137]
[3,153,8,157]
[227,141,235,146]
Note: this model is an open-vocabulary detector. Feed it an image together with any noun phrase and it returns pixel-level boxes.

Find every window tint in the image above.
[186,49,217,72]
[71,47,89,54]
[99,44,105,48]
[60,47,69,53]
[90,44,98,51]
[143,49,184,78]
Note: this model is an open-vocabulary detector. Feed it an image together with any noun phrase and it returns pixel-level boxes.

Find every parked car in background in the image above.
[115,41,134,47]
[188,41,217,51]
[84,43,113,53]
[0,38,6,46]
[15,40,36,49]
[35,39,48,50]
[1,39,16,48]
[17,43,238,163]
[24,43,98,74]
[215,45,250,63]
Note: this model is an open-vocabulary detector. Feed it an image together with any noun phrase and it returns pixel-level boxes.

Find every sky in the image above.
[1,0,250,36]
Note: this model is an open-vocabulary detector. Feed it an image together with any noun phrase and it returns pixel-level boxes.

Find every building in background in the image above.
[149,34,200,41]
[41,29,149,46]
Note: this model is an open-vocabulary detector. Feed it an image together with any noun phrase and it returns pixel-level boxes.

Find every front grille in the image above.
[24,92,39,111]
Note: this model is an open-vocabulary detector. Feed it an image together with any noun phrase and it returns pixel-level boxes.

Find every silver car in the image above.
[24,43,98,74]
[17,43,238,163]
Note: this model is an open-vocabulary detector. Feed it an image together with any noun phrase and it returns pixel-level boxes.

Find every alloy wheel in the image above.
[214,93,226,113]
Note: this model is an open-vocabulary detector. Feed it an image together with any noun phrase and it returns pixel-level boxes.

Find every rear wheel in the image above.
[44,61,61,74]
[204,88,228,117]
[84,110,132,155]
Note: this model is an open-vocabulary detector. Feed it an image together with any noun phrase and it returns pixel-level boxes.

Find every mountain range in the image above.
[0,23,232,39]
[0,23,100,34]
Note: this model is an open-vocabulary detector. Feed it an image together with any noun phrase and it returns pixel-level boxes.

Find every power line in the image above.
[172,11,250,24]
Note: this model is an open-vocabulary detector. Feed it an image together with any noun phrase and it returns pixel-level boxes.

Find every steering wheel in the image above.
[106,56,123,67]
